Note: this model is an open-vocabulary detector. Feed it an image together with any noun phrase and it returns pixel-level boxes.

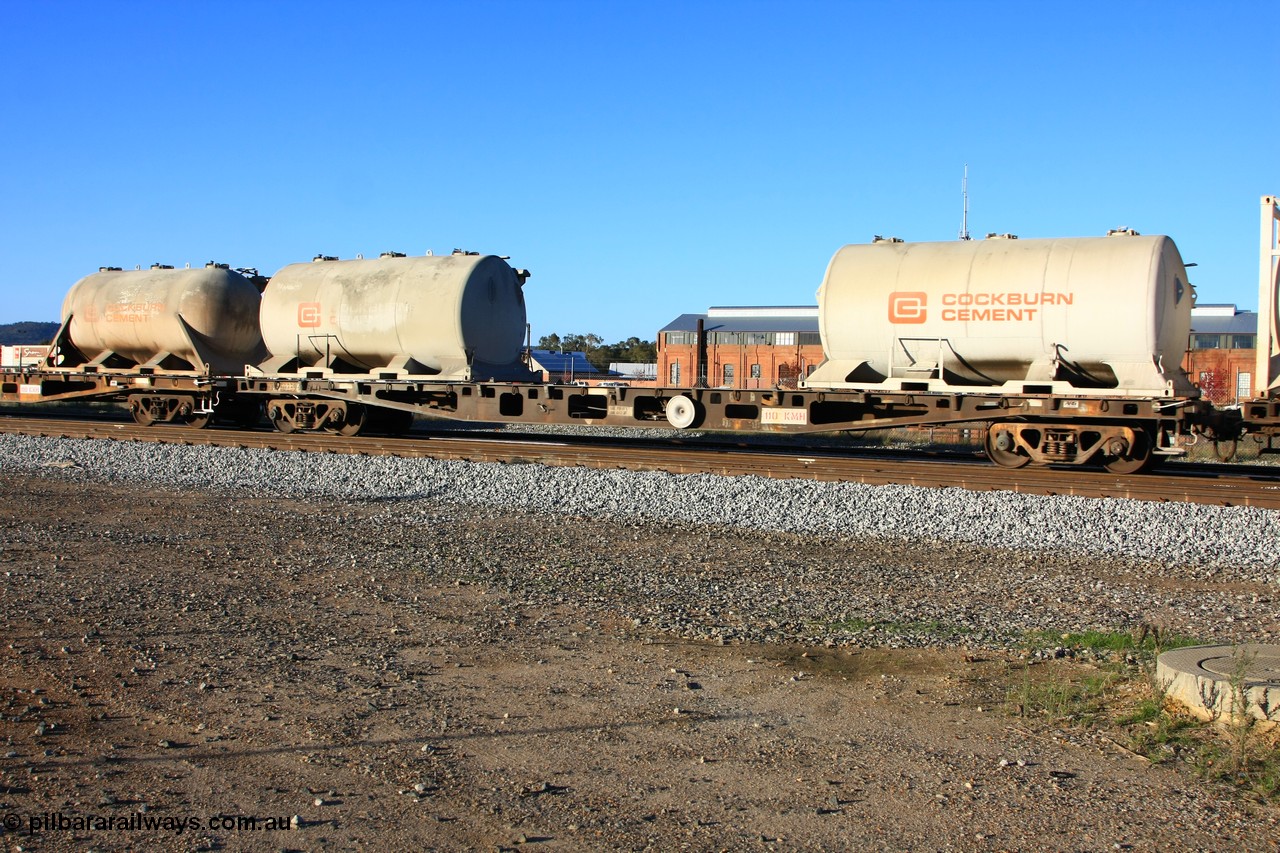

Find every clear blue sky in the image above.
[2,1,1276,343]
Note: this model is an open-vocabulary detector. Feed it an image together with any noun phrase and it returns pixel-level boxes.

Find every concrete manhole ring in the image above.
[1156,643,1280,725]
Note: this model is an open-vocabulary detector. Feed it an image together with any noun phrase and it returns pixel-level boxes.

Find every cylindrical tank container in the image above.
[802,233,1196,396]
[60,266,266,373]
[258,253,532,380]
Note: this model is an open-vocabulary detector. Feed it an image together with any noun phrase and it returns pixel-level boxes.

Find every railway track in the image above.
[3,414,1279,509]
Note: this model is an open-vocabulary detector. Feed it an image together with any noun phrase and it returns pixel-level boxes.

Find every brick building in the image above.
[1182,304,1258,404]
[657,306,824,389]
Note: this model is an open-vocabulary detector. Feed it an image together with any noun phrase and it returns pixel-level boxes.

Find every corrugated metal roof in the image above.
[609,362,656,377]
[1190,309,1258,336]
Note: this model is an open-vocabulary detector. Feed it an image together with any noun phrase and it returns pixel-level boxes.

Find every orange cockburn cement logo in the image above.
[888,292,928,324]
[297,302,321,328]
[888,291,1075,323]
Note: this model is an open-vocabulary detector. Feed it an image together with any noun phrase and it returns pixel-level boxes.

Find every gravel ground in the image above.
[1,462,1278,850]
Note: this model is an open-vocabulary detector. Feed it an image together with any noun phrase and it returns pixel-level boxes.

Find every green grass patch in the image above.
[822,617,874,633]
[1006,666,1122,724]
[882,619,974,641]
[1021,627,1202,658]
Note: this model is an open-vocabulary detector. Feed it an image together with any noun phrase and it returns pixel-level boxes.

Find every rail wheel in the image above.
[268,406,295,434]
[184,412,213,429]
[129,401,156,427]
[324,404,366,437]
[1101,430,1153,474]
[984,426,1029,469]
[1214,439,1238,462]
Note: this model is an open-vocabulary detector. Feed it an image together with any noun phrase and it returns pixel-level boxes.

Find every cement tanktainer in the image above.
[56,265,266,374]
[802,232,1197,397]
[257,253,534,381]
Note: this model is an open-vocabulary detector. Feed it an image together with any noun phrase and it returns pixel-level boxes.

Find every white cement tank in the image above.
[257,253,532,380]
[58,265,266,373]
[802,233,1196,397]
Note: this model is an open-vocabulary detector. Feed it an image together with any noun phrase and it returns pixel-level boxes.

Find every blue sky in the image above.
[2,1,1276,342]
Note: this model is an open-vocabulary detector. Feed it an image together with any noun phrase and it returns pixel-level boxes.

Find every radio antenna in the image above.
[959,164,971,241]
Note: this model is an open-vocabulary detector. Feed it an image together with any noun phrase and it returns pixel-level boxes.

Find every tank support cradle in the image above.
[985,422,1159,473]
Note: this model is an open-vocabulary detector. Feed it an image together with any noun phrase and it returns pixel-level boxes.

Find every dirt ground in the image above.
[0,472,1276,851]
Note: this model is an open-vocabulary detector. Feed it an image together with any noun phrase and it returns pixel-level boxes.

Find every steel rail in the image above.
[2,415,1278,509]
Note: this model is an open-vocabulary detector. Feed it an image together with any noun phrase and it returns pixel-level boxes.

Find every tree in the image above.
[536,332,657,371]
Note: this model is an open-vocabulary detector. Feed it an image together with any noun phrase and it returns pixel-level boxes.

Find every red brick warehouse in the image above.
[657,307,825,389]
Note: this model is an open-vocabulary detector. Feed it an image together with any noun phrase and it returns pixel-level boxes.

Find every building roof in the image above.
[609,362,657,377]
[1190,304,1258,336]
[660,306,820,334]
[527,349,600,375]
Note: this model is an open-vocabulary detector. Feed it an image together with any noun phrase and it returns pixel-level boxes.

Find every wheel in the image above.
[984,427,1029,469]
[268,406,295,434]
[324,404,366,437]
[1102,430,1153,474]
[1214,439,1238,462]
[184,412,213,429]
[130,401,156,426]
[664,394,702,430]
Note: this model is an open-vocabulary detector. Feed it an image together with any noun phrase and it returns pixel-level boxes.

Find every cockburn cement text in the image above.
[940,291,1074,322]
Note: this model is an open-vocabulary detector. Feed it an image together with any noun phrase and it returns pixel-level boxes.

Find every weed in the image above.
[1005,664,1121,723]
[822,617,873,633]
[1222,648,1260,779]
[882,619,974,641]
[1125,705,1204,762]
[1021,627,1201,663]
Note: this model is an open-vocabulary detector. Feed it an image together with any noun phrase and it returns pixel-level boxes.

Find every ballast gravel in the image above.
[0,432,1277,653]
[0,433,1275,574]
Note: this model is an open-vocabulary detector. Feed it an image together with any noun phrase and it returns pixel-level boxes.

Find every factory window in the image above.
[750,363,761,379]
[1191,334,1221,350]
[1237,372,1252,399]
[711,332,743,345]
[798,332,823,345]
[669,362,680,385]
[744,332,773,345]
[775,332,795,346]
[723,364,735,386]
[665,331,694,346]
[1232,335,1256,349]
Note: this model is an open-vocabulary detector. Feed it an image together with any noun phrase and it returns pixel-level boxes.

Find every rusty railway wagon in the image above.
[5,198,1280,473]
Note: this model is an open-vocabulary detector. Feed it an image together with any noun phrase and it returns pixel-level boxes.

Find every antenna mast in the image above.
[959,164,971,240]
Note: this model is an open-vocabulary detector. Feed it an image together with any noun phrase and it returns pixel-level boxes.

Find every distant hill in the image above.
[0,321,59,345]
